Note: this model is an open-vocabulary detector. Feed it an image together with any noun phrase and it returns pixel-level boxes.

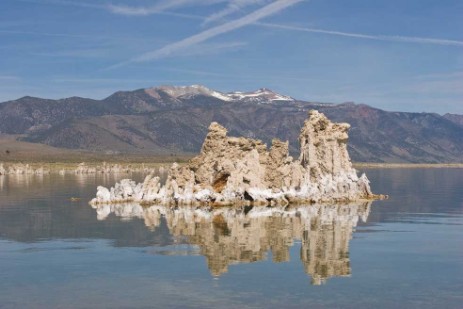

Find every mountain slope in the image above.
[0,85,462,163]
[444,113,463,128]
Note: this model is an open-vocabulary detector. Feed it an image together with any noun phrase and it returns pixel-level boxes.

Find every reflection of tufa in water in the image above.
[92,202,371,284]
[91,110,385,206]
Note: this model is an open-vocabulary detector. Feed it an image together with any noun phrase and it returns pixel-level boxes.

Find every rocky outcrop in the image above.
[91,201,372,284]
[91,110,385,206]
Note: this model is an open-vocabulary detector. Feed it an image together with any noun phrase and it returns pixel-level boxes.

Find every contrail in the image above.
[202,0,269,25]
[257,22,463,47]
[109,0,302,68]
[108,0,227,16]
[16,0,461,47]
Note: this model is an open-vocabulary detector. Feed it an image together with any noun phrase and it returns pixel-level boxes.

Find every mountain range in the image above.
[0,85,462,163]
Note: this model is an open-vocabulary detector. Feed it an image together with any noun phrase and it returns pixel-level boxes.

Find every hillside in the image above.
[0,85,462,163]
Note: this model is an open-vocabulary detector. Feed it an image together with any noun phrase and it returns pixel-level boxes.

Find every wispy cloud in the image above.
[31,48,110,58]
[16,0,461,48]
[0,75,21,81]
[108,0,226,16]
[413,71,463,80]
[408,79,463,95]
[15,0,105,9]
[108,0,189,16]
[14,0,205,20]
[109,0,302,67]
[0,29,93,38]
[407,71,463,95]
[114,10,204,21]
[257,22,463,47]
[202,0,269,25]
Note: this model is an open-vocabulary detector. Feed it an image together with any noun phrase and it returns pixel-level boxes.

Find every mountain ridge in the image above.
[0,85,462,163]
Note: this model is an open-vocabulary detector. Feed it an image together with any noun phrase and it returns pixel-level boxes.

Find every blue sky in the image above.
[0,0,462,113]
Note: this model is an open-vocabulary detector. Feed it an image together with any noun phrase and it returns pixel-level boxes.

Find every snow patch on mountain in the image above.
[145,85,294,103]
[226,88,294,102]
[146,85,232,101]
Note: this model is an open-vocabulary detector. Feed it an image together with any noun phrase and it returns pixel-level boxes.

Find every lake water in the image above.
[0,169,462,308]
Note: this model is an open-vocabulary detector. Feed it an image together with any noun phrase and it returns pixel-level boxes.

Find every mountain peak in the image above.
[226,88,294,102]
[143,84,294,103]
[145,85,232,101]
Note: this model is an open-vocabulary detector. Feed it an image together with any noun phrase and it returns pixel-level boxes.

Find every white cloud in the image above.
[17,0,461,48]
[15,0,105,9]
[202,0,269,25]
[15,0,218,16]
[99,4,463,48]
[257,22,463,47]
[108,0,227,16]
[109,0,302,67]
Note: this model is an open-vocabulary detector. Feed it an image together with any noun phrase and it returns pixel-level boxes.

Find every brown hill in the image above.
[0,85,462,163]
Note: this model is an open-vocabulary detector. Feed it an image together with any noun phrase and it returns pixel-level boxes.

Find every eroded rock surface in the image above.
[91,110,384,206]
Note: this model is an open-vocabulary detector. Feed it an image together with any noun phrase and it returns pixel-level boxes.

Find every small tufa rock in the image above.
[91,110,385,206]
[0,163,50,175]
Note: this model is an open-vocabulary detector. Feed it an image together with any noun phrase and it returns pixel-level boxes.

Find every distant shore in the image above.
[0,162,167,171]
[1,161,462,172]
[1,135,462,169]
[353,163,463,168]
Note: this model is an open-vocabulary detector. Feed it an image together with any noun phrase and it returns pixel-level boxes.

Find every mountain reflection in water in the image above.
[92,202,372,285]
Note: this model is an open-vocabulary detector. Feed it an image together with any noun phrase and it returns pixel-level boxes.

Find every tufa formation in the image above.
[91,110,385,206]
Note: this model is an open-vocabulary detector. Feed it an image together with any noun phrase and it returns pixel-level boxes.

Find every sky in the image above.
[0,0,462,114]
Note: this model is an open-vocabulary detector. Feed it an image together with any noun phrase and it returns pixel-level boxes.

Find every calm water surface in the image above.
[0,169,462,308]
